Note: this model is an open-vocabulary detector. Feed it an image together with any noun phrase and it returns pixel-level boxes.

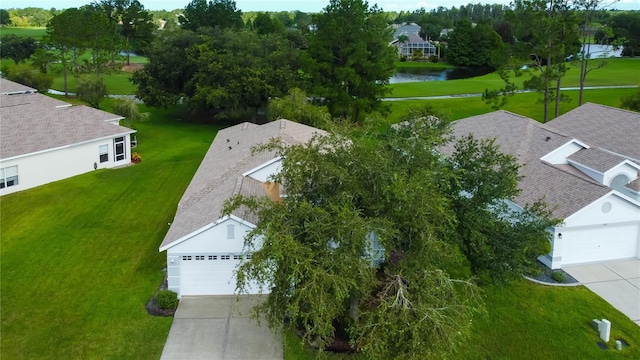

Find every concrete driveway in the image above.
[160,295,283,360]
[563,259,640,326]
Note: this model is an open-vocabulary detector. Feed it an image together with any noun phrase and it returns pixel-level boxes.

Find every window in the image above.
[226,224,235,239]
[221,255,230,260]
[114,137,125,161]
[99,145,108,163]
[195,255,205,260]
[208,255,217,260]
[182,255,192,261]
[0,166,19,189]
[233,255,240,260]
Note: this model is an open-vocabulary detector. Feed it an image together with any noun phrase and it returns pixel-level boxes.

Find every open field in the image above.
[0,26,47,39]
[389,58,640,98]
[0,103,220,359]
[385,88,638,124]
[51,71,138,95]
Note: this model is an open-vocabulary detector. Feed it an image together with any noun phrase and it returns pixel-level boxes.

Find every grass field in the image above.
[51,71,138,95]
[0,27,47,39]
[0,103,220,359]
[384,88,638,124]
[389,58,640,98]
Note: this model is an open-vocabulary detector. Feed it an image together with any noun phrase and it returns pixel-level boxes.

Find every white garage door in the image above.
[180,254,250,296]
[562,224,639,266]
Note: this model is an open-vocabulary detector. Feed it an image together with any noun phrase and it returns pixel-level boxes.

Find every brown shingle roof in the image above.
[567,148,627,173]
[444,110,610,219]
[547,103,640,161]
[160,120,324,249]
[1,92,132,160]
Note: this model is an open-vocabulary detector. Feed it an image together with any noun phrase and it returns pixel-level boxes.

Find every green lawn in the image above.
[385,88,638,124]
[0,26,47,39]
[0,104,219,359]
[51,71,138,95]
[389,58,640,98]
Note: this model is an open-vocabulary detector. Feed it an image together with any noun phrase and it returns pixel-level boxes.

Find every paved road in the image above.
[160,295,283,360]
[564,259,640,327]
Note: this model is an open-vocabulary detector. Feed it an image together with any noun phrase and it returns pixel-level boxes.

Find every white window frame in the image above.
[99,144,109,163]
[0,165,19,189]
[114,137,126,161]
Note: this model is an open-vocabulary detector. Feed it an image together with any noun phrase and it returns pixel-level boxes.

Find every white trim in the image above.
[159,214,256,252]
[0,130,136,162]
[564,190,640,223]
[242,156,282,177]
[540,139,589,164]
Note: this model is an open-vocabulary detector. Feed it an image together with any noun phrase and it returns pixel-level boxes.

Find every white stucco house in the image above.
[0,79,135,196]
[159,119,323,297]
[447,103,640,269]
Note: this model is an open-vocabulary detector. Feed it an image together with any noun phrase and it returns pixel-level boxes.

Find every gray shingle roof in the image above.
[160,120,324,250]
[444,110,611,219]
[0,78,36,94]
[1,90,132,160]
[567,147,627,173]
[547,103,640,162]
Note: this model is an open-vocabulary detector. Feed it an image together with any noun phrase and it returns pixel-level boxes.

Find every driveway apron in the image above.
[563,259,640,326]
[160,295,283,360]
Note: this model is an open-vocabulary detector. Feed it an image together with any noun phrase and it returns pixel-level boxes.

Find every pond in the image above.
[389,67,493,84]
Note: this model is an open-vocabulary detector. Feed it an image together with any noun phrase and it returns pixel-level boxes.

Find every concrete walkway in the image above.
[563,259,640,326]
[160,295,283,360]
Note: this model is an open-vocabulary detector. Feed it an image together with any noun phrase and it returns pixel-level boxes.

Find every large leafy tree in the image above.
[118,0,155,65]
[303,0,396,121]
[446,19,507,69]
[0,35,37,63]
[78,6,121,75]
[0,9,11,25]
[608,12,640,57]
[45,8,86,96]
[179,0,243,31]
[224,107,557,358]
[187,28,300,118]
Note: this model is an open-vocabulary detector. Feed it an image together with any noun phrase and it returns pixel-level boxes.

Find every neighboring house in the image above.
[159,119,324,297]
[390,22,438,59]
[0,78,135,196]
[445,103,640,269]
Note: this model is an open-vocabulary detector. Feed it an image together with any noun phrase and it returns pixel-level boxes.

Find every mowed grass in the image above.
[0,104,219,359]
[51,71,138,95]
[0,27,47,39]
[385,87,638,124]
[456,280,640,359]
[389,58,640,98]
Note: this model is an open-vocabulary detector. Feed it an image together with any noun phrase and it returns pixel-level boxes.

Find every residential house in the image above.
[159,120,324,297]
[0,78,135,195]
[444,103,640,269]
[390,22,437,59]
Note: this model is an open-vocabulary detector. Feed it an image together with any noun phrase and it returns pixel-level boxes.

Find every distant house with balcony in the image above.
[390,23,438,59]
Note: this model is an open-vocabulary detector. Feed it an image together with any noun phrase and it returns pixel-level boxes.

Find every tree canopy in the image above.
[224,107,558,358]
[179,0,243,31]
[303,0,396,121]
[446,19,507,69]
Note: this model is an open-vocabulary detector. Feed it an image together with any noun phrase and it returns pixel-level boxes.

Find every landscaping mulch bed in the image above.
[145,273,176,317]
[526,260,578,285]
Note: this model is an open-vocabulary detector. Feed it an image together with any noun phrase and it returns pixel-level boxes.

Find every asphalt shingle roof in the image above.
[0,78,36,94]
[567,147,627,173]
[444,110,614,219]
[160,119,324,249]
[547,103,640,162]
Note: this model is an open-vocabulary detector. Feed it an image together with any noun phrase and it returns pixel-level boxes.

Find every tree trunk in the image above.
[554,74,562,118]
[579,42,591,106]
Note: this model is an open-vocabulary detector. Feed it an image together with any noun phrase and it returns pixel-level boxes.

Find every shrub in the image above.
[157,290,178,310]
[131,152,142,163]
[551,271,566,283]
[399,55,407,62]
[430,56,439,63]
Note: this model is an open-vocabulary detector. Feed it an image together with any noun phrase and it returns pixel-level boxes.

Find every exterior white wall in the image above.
[544,193,640,269]
[0,134,132,196]
[245,158,282,183]
[541,140,586,164]
[567,160,604,183]
[165,217,259,295]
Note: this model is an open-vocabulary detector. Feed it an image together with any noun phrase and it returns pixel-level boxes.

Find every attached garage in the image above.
[179,253,249,296]
[560,223,639,266]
